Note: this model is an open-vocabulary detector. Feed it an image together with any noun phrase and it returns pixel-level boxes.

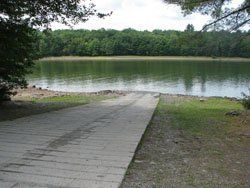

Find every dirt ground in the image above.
[121,94,250,188]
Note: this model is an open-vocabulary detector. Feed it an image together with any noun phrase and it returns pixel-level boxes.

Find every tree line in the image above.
[38,27,250,58]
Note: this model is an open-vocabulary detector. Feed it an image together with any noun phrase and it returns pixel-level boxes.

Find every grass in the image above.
[39,56,250,62]
[32,94,109,104]
[158,97,244,137]
[121,95,249,187]
[0,94,113,122]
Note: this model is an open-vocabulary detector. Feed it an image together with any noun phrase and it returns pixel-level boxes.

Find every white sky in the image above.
[51,0,245,31]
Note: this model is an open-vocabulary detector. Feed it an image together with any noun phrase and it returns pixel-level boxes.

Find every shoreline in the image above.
[12,87,240,101]
[38,56,250,62]
[12,87,126,101]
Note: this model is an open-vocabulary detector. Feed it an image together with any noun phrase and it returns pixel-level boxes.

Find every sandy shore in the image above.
[39,56,250,62]
[12,86,125,100]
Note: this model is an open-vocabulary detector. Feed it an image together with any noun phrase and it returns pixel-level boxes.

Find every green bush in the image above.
[241,90,250,110]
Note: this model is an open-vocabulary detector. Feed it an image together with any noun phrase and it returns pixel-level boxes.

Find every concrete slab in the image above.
[0,93,159,188]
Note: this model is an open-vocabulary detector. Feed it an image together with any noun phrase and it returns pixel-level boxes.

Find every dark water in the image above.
[28,60,250,98]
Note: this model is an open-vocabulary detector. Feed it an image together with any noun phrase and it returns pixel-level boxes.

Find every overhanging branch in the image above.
[201,4,250,31]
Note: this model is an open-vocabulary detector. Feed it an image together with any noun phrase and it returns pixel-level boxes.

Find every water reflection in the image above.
[28,60,250,97]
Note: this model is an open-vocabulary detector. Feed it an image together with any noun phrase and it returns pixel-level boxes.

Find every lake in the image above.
[28,60,250,98]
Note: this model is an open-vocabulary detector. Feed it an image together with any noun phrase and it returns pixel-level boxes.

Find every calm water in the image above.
[28,60,250,98]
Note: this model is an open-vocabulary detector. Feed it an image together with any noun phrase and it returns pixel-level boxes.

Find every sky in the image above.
[52,0,245,31]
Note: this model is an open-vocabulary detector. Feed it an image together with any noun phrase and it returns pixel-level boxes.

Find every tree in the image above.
[37,29,250,58]
[0,0,108,101]
[163,0,250,31]
[185,24,195,32]
[0,21,37,101]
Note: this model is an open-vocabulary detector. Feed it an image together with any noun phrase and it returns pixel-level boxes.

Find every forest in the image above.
[38,27,250,58]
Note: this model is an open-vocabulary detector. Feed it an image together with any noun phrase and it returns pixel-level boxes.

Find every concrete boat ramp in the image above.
[0,92,159,188]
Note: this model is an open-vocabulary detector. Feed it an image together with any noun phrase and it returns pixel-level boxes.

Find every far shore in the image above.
[39,56,250,62]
